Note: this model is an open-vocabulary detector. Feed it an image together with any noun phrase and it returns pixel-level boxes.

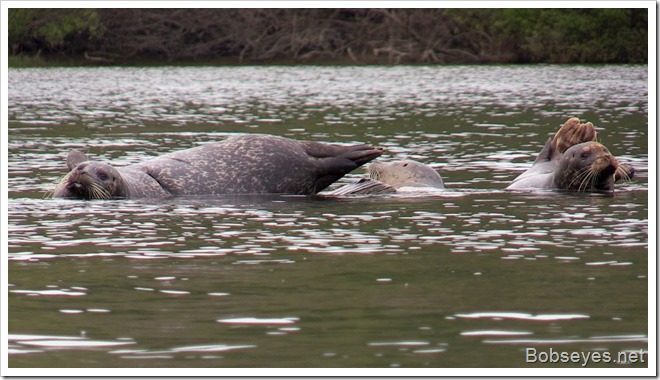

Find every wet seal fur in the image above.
[507,117,634,192]
[325,159,444,196]
[51,134,383,199]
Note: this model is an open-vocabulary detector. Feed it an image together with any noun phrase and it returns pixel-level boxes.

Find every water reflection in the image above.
[453,312,590,321]
[9,334,136,353]
[8,189,647,262]
[482,335,648,345]
[7,66,648,368]
[113,344,257,360]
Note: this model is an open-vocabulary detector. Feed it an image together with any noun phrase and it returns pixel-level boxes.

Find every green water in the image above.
[6,66,649,372]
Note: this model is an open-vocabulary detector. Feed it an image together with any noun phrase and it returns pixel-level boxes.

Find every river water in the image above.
[5,65,650,372]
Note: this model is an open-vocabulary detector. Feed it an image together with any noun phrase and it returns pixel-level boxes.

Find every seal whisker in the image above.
[584,167,600,192]
[616,166,631,182]
[578,166,596,192]
[580,169,597,192]
[88,181,111,199]
[568,166,591,190]
[368,166,381,181]
[47,174,70,199]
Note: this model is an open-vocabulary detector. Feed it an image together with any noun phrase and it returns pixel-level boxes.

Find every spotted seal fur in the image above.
[51,134,383,199]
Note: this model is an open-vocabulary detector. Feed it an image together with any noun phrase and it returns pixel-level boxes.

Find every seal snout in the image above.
[367,162,382,178]
[581,145,618,191]
[592,153,618,178]
[64,170,89,197]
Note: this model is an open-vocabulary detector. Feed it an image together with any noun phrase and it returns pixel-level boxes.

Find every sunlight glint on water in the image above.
[7,65,648,368]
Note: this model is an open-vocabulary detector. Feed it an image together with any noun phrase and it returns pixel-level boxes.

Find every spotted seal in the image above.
[507,117,634,191]
[325,159,444,196]
[51,134,383,199]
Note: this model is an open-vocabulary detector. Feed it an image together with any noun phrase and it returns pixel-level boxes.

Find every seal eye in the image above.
[581,151,591,159]
[98,172,109,181]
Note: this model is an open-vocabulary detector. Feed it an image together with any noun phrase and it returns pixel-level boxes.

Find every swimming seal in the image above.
[507,117,634,191]
[553,141,619,191]
[325,159,444,196]
[51,134,383,199]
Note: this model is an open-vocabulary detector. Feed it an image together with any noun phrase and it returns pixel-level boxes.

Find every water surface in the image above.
[7,65,649,370]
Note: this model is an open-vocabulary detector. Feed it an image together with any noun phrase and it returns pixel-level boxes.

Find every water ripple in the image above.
[7,66,648,368]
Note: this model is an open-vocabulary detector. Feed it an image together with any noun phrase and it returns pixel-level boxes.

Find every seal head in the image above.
[368,160,444,189]
[51,151,127,199]
[324,159,444,196]
[552,142,619,191]
[56,162,125,199]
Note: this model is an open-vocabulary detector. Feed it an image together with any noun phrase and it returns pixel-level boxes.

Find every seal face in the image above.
[552,142,618,191]
[54,161,125,199]
[368,160,444,189]
[325,159,444,196]
[51,134,383,199]
[506,117,633,192]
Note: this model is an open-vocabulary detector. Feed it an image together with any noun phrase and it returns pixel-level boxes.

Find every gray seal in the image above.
[325,159,444,196]
[507,117,634,191]
[51,134,383,199]
[553,141,620,191]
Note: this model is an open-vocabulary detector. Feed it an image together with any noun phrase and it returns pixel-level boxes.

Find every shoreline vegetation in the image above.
[9,8,648,67]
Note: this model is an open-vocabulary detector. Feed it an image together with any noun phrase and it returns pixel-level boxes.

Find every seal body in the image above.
[51,134,383,199]
[325,159,444,196]
[507,117,633,192]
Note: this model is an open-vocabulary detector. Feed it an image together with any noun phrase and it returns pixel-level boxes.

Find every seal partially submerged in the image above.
[51,134,383,199]
[506,117,634,192]
[552,142,620,191]
[325,159,444,196]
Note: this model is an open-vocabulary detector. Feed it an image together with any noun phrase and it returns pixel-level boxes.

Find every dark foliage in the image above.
[8,8,649,65]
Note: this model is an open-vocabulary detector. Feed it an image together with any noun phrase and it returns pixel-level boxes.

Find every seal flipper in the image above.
[311,157,373,194]
[325,178,396,196]
[300,141,383,166]
[302,142,383,193]
[66,150,89,170]
[532,138,555,164]
[335,144,385,167]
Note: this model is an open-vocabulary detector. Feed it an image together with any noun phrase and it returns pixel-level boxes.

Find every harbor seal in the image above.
[507,117,634,191]
[51,134,383,199]
[325,159,444,196]
[553,141,619,191]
